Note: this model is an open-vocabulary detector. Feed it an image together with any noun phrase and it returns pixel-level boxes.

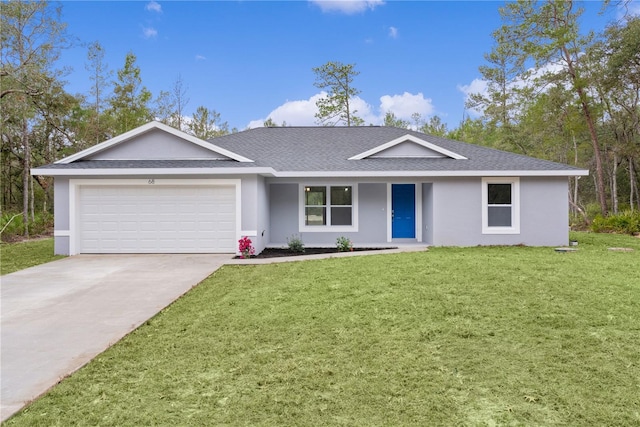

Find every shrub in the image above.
[286,234,305,253]
[336,236,353,252]
[0,211,54,242]
[591,210,640,235]
[238,236,255,258]
[585,203,604,222]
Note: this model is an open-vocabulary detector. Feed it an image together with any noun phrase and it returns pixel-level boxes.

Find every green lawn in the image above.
[0,238,64,275]
[6,232,640,426]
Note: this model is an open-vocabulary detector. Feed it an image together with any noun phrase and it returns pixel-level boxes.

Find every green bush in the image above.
[286,234,305,253]
[336,236,353,252]
[591,210,640,235]
[585,203,604,222]
[0,211,54,242]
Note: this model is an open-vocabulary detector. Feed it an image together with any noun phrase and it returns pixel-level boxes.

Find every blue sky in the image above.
[57,0,633,130]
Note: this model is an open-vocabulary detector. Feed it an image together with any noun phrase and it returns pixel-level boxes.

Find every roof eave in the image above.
[31,167,276,177]
[32,166,589,178]
[273,170,589,178]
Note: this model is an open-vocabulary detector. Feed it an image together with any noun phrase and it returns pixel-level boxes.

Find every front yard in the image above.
[0,238,64,275]
[5,232,640,425]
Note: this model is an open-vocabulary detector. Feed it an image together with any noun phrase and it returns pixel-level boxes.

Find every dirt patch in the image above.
[236,247,396,259]
[0,233,53,244]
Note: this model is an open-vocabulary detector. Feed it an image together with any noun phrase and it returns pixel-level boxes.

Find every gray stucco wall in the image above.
[53,178,70,255]
[431,177,478,246]
[358,183,387,243]
[240,175,257,233]
[431,177,568,246]
[374,142,445,158]
[422,183,433,245]
[87,129,229,160]
[268,182,387,247]
[255,175,270,254]
[520,177,569,246]
[238,174,269,254]
[269,183,298,245]
[51,174,570,255]
[268,177,568,248]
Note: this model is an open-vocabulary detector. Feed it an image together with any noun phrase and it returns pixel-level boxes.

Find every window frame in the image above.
[299,183,358,232]
[481,177,520,234]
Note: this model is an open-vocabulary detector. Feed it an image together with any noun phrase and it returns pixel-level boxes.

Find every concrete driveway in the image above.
[0,254,229,422]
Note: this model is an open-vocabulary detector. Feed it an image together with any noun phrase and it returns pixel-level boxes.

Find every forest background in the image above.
[1,0,638,238]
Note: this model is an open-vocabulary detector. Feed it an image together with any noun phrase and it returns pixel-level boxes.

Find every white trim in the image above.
[386,183,392,242]
[54,230,70,237]
[56,121,254,164]
[235,184,243,253]
[32,167,276,176]
[68,178,242,255]
[32,167,589,178]
[416,183,423,242]
[481,177,520,234]
[298,183,359,233]
[349,134,467,160]
[83,157,233,161]
[241,230,257,237]
[271,170,588,178]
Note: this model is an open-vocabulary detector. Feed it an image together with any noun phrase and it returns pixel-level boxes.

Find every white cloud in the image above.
[248,92,377,128]
[248,91,436,128]
[457,78,488,116]
[145,1,162,13]
[142,26,158,39]
[195,54,206,61]
[388,26,398,39]
[350,96,377,124]
[379,92,434,120]
[310,0,384,14]
[248,93,326,128]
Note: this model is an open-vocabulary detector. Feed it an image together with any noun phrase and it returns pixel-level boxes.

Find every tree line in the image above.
[315,2,639,219]
[1,1,233,235]
[1,0,638,237]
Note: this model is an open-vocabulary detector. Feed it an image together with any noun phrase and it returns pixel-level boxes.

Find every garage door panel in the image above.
[78,184,236,253]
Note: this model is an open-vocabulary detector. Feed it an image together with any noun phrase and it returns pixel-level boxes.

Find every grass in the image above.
[0,238,64,275]
[6,232,640,425]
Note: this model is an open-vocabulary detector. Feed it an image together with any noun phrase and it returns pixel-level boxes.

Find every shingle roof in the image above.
[37,160,255,169]
[33,125,586,176]
[209,126,584,173]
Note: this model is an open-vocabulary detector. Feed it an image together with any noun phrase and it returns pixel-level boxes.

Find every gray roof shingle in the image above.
[37,159,254,169]
[209,126,583,173]
[33,126,585,175]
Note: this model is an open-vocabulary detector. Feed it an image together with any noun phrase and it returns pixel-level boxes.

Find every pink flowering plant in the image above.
[238,236,255,259]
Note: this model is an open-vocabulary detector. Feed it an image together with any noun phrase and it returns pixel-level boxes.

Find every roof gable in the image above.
[33,124,588,178]
[348,134,467,160]
[56,121,253,164]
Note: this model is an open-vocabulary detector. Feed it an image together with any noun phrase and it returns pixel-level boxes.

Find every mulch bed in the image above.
[236,247,396,259]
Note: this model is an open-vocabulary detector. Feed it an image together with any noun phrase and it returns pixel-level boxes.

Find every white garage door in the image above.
[78,185,236,253]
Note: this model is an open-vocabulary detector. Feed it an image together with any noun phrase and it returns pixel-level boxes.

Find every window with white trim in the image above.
[301,185,356,231]
[482,177,520,234]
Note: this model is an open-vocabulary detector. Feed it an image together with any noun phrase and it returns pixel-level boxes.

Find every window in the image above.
[301,185,356,231]
[304,186,326,226]
[330,186,352,226]
[482,177,520,234]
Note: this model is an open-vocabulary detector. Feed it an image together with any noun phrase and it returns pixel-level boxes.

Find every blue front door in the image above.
[392,184,416,238]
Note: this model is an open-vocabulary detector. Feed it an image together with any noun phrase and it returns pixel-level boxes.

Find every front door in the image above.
[392,184,415,238]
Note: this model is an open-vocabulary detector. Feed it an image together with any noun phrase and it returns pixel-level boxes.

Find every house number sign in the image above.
[148,179,155,184]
